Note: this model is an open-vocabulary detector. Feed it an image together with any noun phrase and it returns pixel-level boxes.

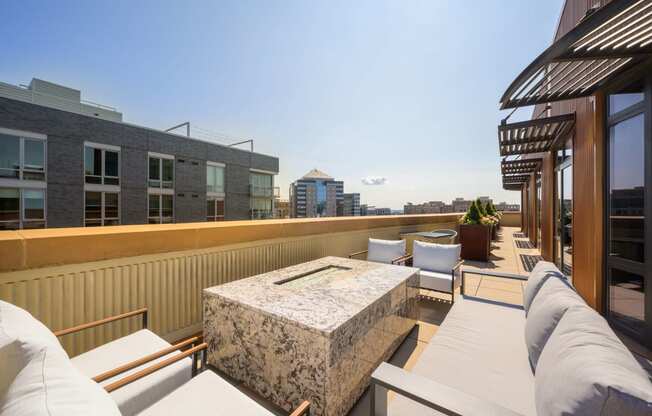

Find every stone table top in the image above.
[203,256,419,336]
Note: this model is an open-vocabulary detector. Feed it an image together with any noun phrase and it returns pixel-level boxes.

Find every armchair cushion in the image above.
[72,329,192,416]
[0,341,120,416]
[419,270,458,294]
[413,241,460,274]
[367,238,405,264]
[525,276,585,370]
[522,261,567,315]
[535,305,652,416]
[139,370,275,416]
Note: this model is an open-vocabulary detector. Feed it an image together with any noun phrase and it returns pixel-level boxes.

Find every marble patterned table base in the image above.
[203,257,419,416]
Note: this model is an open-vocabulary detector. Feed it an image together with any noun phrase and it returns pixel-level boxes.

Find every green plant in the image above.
[460,200,483,225]
[484,201,495,216]
[476,198,487,216]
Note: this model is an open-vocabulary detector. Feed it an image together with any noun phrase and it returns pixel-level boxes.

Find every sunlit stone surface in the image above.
[203,256,419,416]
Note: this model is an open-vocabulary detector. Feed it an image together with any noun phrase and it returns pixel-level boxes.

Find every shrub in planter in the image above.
[459,200,491,261]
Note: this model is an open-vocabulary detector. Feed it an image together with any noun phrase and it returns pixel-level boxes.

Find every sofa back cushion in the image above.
[413,241,461,274]
[535,306,652,416]
[522,261,566,315]
[525,277,585,370]
[367,238,405,264]
[0,301,66,395]
[0,341,121,416]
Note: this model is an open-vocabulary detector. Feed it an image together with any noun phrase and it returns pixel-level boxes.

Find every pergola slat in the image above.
[498,114,575,157]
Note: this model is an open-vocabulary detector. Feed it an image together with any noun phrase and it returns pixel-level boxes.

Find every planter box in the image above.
[459,224,491,261]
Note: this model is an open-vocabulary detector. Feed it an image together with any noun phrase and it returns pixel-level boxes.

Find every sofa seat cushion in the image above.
[71,329,192,416]
[522,261,566,315]
[419,270,457,293]
[139,370,276,416]
[413,241,461,274]
[367,238,405,264]
[0,341,120,416]
[536,305,652,416]
[389,296,535,416]
[525,276,585,370]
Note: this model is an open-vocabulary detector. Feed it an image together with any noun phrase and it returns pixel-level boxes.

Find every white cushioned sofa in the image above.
[370,262,652,415]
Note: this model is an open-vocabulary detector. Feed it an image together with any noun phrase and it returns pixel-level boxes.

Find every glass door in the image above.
[606,78,650,347]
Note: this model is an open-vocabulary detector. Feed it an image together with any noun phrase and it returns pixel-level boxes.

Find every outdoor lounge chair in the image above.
[0,300,311,416]
[398,240,463,303]
[370,262,652,415]
[349,238,408,264]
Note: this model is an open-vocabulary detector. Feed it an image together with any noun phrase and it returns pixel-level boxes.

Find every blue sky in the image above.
[1,0,562,209]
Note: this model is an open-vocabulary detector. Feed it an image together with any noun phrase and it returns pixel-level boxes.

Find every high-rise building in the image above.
[342,193,360,216]
[289,169,343,218]
[0,78,278,229]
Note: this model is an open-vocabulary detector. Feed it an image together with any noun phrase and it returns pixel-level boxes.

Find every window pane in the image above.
[206,198,214,220]
[609,80,644,115]
[216,199,224,216]
[609,269,645,334]
[207,167,215,193]
[105,192,119,219]
[24,140,44,171]
[162,159,174,183]
[609,114,645,263]
[0,188,20,222]
[85,192,102,220]
[215,167,224,193]
[148,194,160,218]
[105,151,119,178]
[23,190,44,220]
[161,194,173,218]
[561,165,572,278]
[149,157,160,180]
[0,135,20,178]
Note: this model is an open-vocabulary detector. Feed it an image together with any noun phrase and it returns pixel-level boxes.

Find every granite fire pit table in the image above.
[203,256,419,416]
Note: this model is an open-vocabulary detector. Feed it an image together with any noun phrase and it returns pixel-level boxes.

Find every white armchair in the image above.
[349,238,408,265]
[406,240,462,303]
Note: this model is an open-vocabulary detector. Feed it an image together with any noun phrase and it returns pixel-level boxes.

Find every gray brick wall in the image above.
[0,97,279,228]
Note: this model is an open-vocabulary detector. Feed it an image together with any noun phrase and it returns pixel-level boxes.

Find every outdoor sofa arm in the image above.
[460,267,528,296]
[391,254,412,266]
[370,362,524,416]
[54,307,148,337]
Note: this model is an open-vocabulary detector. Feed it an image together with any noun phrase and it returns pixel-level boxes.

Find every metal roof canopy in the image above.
[501,158,542,175]
[500,0,652,110]
[499,113,575,156]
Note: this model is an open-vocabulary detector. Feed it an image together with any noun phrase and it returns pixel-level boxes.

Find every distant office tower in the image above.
[495,201,520,212]
[360,204,368,216]
[342,193,361,216]
[289,169,344,218]
[375,207,392,215]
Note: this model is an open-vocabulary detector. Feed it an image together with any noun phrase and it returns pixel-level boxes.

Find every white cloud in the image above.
[361,176,387,186]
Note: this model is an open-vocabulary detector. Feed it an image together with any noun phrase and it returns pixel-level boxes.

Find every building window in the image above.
[84,191,119,226]
[250,171,274,219]
[0,188,45,230]
[207,163,225,194]
[148,154,174,189]
[148,153,174,224]
[84,143,120,185]
[0,130,46,181]
[207,197,225,221]
[148,194,174,224]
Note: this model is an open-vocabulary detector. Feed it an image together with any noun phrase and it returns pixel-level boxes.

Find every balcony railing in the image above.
[249,184,276,198]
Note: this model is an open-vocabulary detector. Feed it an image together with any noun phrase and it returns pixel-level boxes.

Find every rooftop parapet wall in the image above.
[0,214,462,273]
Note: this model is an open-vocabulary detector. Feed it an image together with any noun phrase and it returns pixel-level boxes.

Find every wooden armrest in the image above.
[348,250,368,259]
[288,400,310,416]
[54,308,148,337]
[461,267,528,281]
[392,254,412,265]
[93,336,201,383]
[371,362,523,416]
[104,342,207,393]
